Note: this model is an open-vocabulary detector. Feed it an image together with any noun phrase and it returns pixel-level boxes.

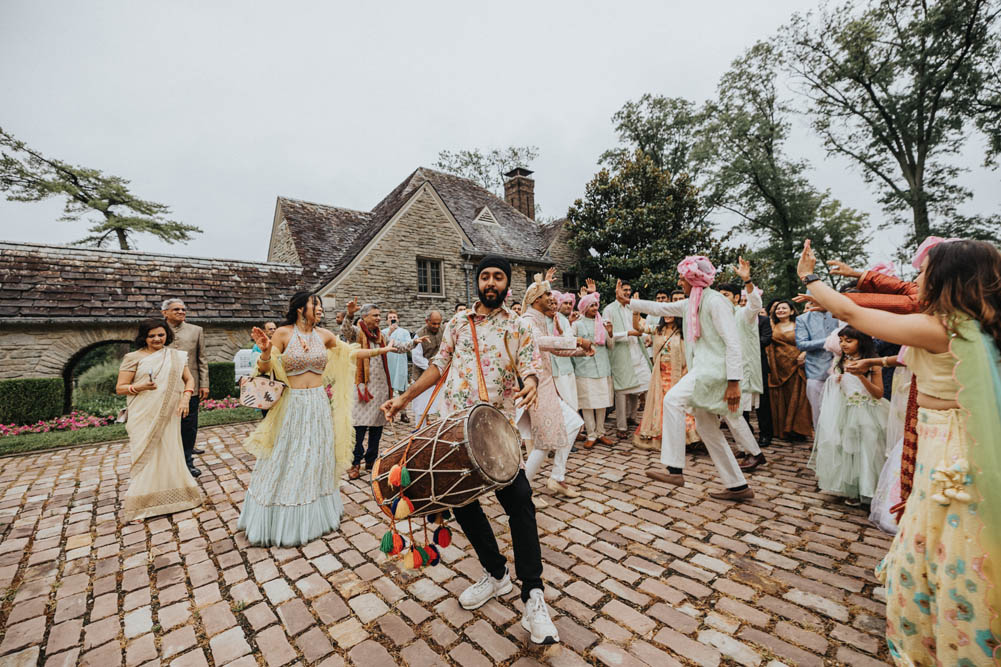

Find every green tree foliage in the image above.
[433,146,540,195]
[782,0,1001,247]
[701,42,871,298]
[565,151,737,298]
[0,128,200,250]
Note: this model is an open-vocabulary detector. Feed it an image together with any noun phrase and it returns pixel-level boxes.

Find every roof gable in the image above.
[274,167,568,288]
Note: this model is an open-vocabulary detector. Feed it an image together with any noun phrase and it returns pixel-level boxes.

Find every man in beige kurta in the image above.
[163,298,209,477]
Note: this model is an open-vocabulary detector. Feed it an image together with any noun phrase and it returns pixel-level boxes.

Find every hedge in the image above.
[208,362,237,399]
[0,378,64,425]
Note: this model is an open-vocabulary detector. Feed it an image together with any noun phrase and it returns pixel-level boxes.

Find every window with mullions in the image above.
[417,258,444,296]
[562,272,579,292]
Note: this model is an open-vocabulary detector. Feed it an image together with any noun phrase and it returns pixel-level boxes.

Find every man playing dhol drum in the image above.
[382,255,560,645]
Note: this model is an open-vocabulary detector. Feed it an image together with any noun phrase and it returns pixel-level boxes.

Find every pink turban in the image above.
[678,256,717,341]
[560,292,576,308]
[869,261,897,278]
[578,291,606,345]
[911,236,960,270]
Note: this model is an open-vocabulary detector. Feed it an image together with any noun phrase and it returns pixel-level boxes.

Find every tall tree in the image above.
[599,95,707,176]
[565,150,736,298]
[701,42,871,298]
[782,0,1001,246]
[433,145,540,196]
[0,128,200,250]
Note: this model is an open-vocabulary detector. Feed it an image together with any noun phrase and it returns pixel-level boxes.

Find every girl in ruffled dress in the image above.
[810,326,889,506]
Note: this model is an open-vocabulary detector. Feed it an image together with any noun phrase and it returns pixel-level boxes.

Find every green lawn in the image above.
[0,407,260,457]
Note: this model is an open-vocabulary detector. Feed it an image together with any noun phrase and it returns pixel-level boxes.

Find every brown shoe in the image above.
[709,487,754,502]
[617,431,629,440]
[597,435,615,446]
[582,439,596,449]
[739,453,766,472]
[646,469,685,486]
[575,431,586,442]
[348,465,360,480]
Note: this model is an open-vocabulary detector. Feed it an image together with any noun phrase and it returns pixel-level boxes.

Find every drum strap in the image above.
[466,315,491,403]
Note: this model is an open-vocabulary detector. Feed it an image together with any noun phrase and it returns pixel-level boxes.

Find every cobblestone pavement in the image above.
[0,418,894,666]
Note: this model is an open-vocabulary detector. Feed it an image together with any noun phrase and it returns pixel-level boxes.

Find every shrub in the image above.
[76,358,121,396]
[208,362,237,399]
[0,378,64,425]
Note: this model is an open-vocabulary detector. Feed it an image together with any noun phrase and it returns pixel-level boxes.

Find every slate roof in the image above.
[277,167,567,287]
[0,242,305,320]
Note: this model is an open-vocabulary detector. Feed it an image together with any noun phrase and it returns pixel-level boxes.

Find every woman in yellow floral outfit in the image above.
[796,239,1000,665]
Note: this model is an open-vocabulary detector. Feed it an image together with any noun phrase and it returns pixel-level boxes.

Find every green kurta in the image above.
[680,290,743,415]
[602,300,652,391]
[550,313,576,377]
[571,317,611,378]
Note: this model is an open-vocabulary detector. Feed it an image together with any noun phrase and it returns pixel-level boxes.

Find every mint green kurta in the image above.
[602,300,652,391]
[550,314,576,377]
[571,317,611,378]
[680,290,743,416]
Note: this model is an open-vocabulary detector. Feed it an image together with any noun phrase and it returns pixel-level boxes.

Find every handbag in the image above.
[240,372,286,410]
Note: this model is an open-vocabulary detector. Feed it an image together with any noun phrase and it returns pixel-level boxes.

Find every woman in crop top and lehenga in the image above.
[238,291,396,547]
[796,239,1001,666]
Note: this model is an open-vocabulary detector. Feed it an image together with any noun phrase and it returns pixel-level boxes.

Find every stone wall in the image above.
[269,219,300,265]
[0,322,255,381]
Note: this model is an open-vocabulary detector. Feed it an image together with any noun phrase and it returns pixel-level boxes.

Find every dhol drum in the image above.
[372,404,521,519]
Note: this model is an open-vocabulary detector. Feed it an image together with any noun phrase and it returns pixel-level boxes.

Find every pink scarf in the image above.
[578,291,606,345]
[678,256,717,341]
[911,236,960,270]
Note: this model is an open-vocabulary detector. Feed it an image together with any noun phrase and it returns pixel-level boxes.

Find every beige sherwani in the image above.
[169,322,208,392]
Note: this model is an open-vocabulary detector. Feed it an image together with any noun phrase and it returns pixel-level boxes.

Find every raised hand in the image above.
[585,278,596,293]
[346,297,360,316]
[251,327,272,354]
[827,260,863,278]
[792,293,827,313]
[544,266,557,284]
[797,240,817,278]
[733,256,751,283]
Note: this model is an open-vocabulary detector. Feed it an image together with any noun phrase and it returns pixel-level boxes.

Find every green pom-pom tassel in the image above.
[400,466,411,487]
[380,530,395,554]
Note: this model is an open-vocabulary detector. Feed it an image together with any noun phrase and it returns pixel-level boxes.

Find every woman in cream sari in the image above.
[116,319,203,523]
[238,291,395,547]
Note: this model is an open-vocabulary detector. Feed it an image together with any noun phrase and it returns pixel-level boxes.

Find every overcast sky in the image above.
[2,1,998,269]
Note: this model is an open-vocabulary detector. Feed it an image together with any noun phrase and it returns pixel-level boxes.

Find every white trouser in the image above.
[614,391,642,431]
[661,372,747,489]
[582,408,607,439]
[525,446,571,483]
[726,412,762,456]
[806,379,825,429]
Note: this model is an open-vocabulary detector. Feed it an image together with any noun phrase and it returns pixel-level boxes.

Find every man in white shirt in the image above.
[410,309,444,421]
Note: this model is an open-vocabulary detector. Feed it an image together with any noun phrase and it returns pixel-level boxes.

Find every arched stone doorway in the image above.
[61,339,133,413]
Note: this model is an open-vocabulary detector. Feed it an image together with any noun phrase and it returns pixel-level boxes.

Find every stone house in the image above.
[266,167,579,329]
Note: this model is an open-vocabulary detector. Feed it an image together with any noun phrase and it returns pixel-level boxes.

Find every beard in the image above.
[478,285,506,309]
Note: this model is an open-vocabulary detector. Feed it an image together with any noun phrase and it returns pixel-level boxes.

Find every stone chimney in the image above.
[503,167,535,220]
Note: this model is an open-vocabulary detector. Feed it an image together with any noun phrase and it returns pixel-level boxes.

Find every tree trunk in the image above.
[115,227,130,250]
[912,198,930,243]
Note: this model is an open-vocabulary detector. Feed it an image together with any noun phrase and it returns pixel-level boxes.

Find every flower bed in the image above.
[1,395,244,438]
[0,411,114,437]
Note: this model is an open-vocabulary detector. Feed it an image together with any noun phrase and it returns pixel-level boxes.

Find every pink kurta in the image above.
[519,308,583,451]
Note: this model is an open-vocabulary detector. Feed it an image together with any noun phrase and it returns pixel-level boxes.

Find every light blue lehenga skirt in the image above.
[238,386,343,546]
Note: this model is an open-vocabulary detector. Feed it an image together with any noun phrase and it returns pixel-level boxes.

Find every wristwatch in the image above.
[801,273,821,285]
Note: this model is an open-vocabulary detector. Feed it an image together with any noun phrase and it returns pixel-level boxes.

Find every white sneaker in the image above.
[521,589,559,645]
[459,570,513,610]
